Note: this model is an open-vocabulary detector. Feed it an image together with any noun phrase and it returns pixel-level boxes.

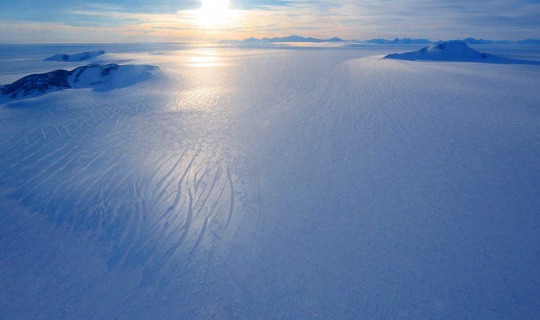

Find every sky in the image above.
[0,0,539,43]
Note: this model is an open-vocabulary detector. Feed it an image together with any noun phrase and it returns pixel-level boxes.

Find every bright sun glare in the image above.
[197,0,233,28]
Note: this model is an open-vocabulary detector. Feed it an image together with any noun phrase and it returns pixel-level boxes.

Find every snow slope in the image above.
[0,43,539,319]
[385,40,540,64]
[44,50,106,62]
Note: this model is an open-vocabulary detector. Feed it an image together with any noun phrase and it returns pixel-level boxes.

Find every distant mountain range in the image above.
[221,35,344,44]
[223,36,540,45]
[373,38,540,45]
[44,50,106,62]
[367,38,433,44]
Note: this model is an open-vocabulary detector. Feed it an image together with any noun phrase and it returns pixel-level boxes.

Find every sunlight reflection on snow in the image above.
[186,49,228,68]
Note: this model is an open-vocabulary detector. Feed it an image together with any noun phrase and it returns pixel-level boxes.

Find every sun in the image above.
[197,0,232,28]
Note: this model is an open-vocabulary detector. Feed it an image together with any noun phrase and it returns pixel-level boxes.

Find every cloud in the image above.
[230,0,293,9]
[0,0,539,42]
[350,0,540,40]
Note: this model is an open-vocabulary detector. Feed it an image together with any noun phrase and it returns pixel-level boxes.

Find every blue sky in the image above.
[0,0,539,43]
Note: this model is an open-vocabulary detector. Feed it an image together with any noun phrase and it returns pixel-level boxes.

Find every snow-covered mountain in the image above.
[384,41,539,64]
[44,50,106,62]
[1,63,157,101]
[1,69,71,100]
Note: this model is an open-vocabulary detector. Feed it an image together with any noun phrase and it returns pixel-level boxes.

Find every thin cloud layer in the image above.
[0,0,538,42]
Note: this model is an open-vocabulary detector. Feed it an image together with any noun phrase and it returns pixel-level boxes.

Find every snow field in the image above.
[0,44,539,319]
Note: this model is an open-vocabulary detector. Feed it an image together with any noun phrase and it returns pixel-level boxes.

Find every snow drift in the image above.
[43,50,106,62]
[384,41,540,64]
[0,63,157,101]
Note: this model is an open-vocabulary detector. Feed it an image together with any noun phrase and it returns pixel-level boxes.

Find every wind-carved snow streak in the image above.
[0,69,265,317]
[225,166,235,233]
[1,102,261,288]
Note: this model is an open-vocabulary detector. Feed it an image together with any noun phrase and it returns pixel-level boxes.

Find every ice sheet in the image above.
[1,43,539,319]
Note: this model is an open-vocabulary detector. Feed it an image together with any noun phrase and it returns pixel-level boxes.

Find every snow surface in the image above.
[1,43,539,319]
[385,41,540,64]
[44,50,106,62]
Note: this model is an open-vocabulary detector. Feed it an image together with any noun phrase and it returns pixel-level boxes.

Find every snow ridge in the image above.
[44,50,106,62]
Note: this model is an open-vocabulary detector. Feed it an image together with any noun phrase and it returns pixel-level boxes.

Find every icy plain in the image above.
[1,42,539,319]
